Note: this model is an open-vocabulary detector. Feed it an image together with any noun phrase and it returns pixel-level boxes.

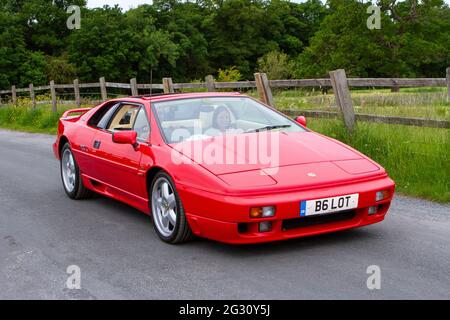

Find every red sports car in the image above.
[53,92,394,244]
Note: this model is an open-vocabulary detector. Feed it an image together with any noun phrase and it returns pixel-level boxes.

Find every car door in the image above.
[91,102,149,198]
[72,101,121,178]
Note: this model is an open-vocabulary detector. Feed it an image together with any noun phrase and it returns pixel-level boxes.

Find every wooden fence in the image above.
[1,68,449,131]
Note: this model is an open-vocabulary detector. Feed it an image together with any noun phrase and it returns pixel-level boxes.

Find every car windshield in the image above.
[152,96,305,143]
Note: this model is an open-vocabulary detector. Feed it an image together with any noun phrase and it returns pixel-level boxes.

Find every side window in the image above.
[133,107,150,141]
[97,103,120,129]
[107,104,140,131]
[88,102,120,128]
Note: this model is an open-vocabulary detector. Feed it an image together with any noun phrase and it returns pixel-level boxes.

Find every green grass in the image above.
[246,87,450,120]
[307,118,450,203]
[0,104,92,134]
[0,100,448,203]
[274,87,450,202]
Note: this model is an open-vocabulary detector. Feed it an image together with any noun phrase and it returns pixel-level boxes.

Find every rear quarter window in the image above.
[87,102,120,128]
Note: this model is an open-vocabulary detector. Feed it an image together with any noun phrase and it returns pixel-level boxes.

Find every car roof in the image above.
[88,92,246,115]
[136,91,242,103]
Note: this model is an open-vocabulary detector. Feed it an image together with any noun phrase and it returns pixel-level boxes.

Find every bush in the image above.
[45,55,77,84]
[257,51,294,80]
[217,66,242,82]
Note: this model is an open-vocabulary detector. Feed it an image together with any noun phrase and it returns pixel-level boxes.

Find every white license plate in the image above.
[300,194,359,217]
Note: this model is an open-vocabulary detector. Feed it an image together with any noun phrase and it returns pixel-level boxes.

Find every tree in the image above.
[139,1,211,81]
[265,0,328,57]
[295,0,450,78]
[66,5,179,82]
[0,7,46,87]
[0,0,448,88]
[18,0,86,56]
[207,0,273,79]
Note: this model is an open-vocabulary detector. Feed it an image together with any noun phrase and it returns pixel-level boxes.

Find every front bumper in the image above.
[178,176,395,244]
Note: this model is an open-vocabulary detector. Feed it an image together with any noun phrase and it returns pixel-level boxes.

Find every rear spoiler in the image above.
[61,108,91,120]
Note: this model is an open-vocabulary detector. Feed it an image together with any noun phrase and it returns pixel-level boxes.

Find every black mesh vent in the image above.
[282,210,356,231]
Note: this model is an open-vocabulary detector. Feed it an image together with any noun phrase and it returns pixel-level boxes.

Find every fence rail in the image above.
[1,76,448,96]
[1,67,449,131]
[280,109,450,129]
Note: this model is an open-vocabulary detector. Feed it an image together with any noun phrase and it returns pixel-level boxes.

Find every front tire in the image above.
[150,172,194,244]
[60,143,93,200]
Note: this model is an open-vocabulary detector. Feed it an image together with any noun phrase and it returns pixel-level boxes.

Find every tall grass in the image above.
[308,118,450,203]
[0,105,79,134]
[0,107,58,134]
[271,88,449,120]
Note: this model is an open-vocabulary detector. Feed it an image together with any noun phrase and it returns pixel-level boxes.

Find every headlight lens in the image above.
[250,206,275,218]
[376,190,390,201]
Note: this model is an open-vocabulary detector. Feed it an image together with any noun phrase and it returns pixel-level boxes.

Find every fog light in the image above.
[250,206,275,218]
[376,190,390,202]
[259,221,272,232]
[368,206,377,215]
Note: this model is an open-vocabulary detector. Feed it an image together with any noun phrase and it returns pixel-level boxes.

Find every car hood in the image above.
[170,131,382,184]
[171,132,360,172]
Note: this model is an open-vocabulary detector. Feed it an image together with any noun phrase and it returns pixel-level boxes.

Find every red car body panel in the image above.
[53,93,395,244]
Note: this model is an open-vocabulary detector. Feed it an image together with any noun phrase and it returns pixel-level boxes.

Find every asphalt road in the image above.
[0,129,449,300]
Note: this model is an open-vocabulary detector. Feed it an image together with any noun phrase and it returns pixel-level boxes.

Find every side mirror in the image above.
[112,130,138,148]
[295,116,307,127]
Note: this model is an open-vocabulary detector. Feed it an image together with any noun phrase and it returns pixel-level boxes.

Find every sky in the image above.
[87,0,450,11]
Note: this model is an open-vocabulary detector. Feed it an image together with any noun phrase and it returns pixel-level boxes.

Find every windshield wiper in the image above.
[245,124,291,133]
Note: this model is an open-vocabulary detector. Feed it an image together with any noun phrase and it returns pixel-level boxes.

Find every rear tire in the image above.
[60,143,93,200]
[150,171,195,244]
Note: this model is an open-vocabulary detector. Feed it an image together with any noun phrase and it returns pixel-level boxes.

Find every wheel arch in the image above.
[58,135,69,157]
[146,166,165,197]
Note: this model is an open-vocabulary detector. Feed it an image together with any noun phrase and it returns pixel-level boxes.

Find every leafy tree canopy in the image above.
[295,0,450,78]
[0,0,448,88]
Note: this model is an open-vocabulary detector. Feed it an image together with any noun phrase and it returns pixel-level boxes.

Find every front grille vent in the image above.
[282,210,356,231]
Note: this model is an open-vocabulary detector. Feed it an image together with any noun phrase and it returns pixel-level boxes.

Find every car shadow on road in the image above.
[194,228,381,258]
[93,194,383,257]
[94,196,152,223]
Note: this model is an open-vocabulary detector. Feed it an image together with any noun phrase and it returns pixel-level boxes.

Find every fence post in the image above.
[329,69,355,133]
[163,77,174,93]
[391,80,400,93]
[99,77,107,101]
[50,80,57,113]
[446,67,450,102]
[130,78,138,96]
[254,73,275,107]
[73,79,81,107]
[205,75,215,92]
[29,83,36,109]
[11,85,16,105]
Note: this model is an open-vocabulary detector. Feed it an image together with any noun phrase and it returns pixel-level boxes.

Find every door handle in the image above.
[93,140,101,149]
